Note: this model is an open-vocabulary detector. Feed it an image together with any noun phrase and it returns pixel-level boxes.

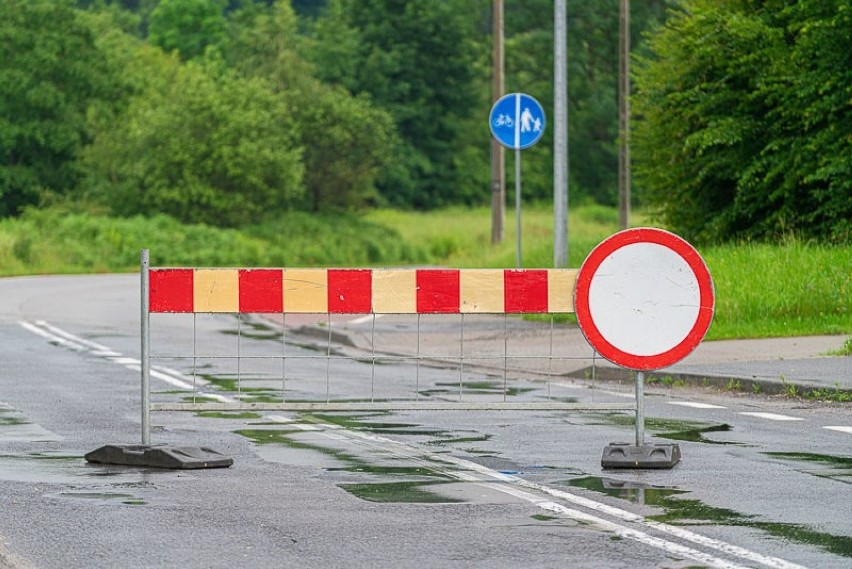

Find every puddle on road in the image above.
[235,418,470,504]
[195,411,263,420]
[568,476,852,559]
[50,491,147,506]
[306,413,449,437]
[763,452,852,484]
[419,380,536,398]
[585,413,739,445]
[0,406,63,442]
[0,451,178,507]
[339,481,462,503]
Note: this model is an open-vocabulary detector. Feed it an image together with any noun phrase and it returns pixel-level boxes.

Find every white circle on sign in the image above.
[588,242,701,357]
[574,227,714,370]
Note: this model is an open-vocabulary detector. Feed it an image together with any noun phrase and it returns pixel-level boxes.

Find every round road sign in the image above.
[574,228,714,371]
[489,93,546,150]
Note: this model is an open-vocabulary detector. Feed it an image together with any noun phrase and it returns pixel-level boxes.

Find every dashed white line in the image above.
[23,320,810,568]
[669,401,727,409]
[739,412,804,422]
[19,320,230,401]
[824,426,852,435]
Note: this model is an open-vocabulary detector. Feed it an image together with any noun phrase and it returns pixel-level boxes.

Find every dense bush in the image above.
[633,0,851,244]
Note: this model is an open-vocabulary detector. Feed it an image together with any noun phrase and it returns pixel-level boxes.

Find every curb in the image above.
[568,366,852,399]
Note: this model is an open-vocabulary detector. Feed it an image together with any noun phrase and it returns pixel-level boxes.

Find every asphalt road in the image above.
[1,274,850,569]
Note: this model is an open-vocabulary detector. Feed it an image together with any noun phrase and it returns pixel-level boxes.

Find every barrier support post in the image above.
[83,249,233,470]
[600,369,680,469]
[141,249,151,444]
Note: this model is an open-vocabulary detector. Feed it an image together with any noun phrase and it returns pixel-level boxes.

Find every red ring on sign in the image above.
[574,228,714,370]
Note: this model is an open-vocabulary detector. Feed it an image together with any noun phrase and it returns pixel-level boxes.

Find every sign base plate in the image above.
[85,444,233,469]
[601,443,681,469]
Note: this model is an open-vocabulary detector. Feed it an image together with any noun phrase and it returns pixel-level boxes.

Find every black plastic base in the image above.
[601,443,681,469]
[85,444,233,469]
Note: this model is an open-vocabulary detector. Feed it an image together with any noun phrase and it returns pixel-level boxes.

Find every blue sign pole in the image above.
[489,94,546,268]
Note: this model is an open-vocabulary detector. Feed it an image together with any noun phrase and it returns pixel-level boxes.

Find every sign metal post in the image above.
[574,228,715,468]
[489,93,545,268]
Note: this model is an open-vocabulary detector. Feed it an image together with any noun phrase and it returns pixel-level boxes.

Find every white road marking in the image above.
[669,401,727,409]
[824,426,852,435]
[306,419,806,569]
[20,320,809,568]
[19,320,231,402]
[740,412,804,422]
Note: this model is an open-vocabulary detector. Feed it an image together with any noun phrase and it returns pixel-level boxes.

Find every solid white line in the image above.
[670,401,727,409]
[740,412,804,422]
[312,423,806,569]
[824,426,852,435]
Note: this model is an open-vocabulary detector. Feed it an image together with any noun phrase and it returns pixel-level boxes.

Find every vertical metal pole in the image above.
[635,370,645,446]
[503,314,508,402]
[282,314,287,403]
[415,314,421,401]
[459,314,465,401]
[140,249,151,445]
[326,313,331,403]
[490,0,505,245]
[370,314,376,402]
[515,148,522,268]
[553,0,569,267]
[236,315,242,398]
[618,0,631,229]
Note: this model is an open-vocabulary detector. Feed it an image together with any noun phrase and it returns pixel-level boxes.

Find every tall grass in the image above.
[0,204,848,341]
[367,205,851,341]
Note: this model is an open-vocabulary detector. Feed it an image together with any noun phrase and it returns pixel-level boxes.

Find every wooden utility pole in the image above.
[618,0,631,229]
[490,0,505,245]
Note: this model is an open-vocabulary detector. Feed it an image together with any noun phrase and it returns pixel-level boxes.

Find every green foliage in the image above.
[148,0,227,60]
[310,0,486,208]
[0,206,426,273]
[0,0,110,217]
[702,238,851,339]
[493,1,670,205]
[83,50,304,226]
[633,0,851,244]
[225,2,395,211]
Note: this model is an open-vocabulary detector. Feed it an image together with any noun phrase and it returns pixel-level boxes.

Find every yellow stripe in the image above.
[547,269,577,313]
[282,269,328,313]
[373,270,416,313]
[460,270,504,313]
[194,269,239,313]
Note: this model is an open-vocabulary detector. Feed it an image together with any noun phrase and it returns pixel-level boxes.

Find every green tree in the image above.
[633,0,851,243]
[148,0,227,60]
[500,0,670,205]
[310,0,485,208]
[84,44,304,226]
[225,2,395,211]
[0,0,109,217]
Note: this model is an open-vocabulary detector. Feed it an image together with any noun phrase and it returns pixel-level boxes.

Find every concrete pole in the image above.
[490,0,505,245]
[553,0,569,267]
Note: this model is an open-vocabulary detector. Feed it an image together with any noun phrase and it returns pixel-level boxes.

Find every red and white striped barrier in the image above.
[149,268,578,314]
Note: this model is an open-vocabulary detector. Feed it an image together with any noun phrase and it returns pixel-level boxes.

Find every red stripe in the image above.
[239,269,283,313]
[149,269,194,312]
[416,270,460,313]
[504,270,549,313]
[328,269,372,313]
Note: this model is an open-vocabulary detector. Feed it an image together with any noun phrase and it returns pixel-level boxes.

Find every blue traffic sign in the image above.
[489,93,546,150]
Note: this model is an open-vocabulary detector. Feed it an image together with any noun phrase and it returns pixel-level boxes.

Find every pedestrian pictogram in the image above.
[489,93,545,150]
